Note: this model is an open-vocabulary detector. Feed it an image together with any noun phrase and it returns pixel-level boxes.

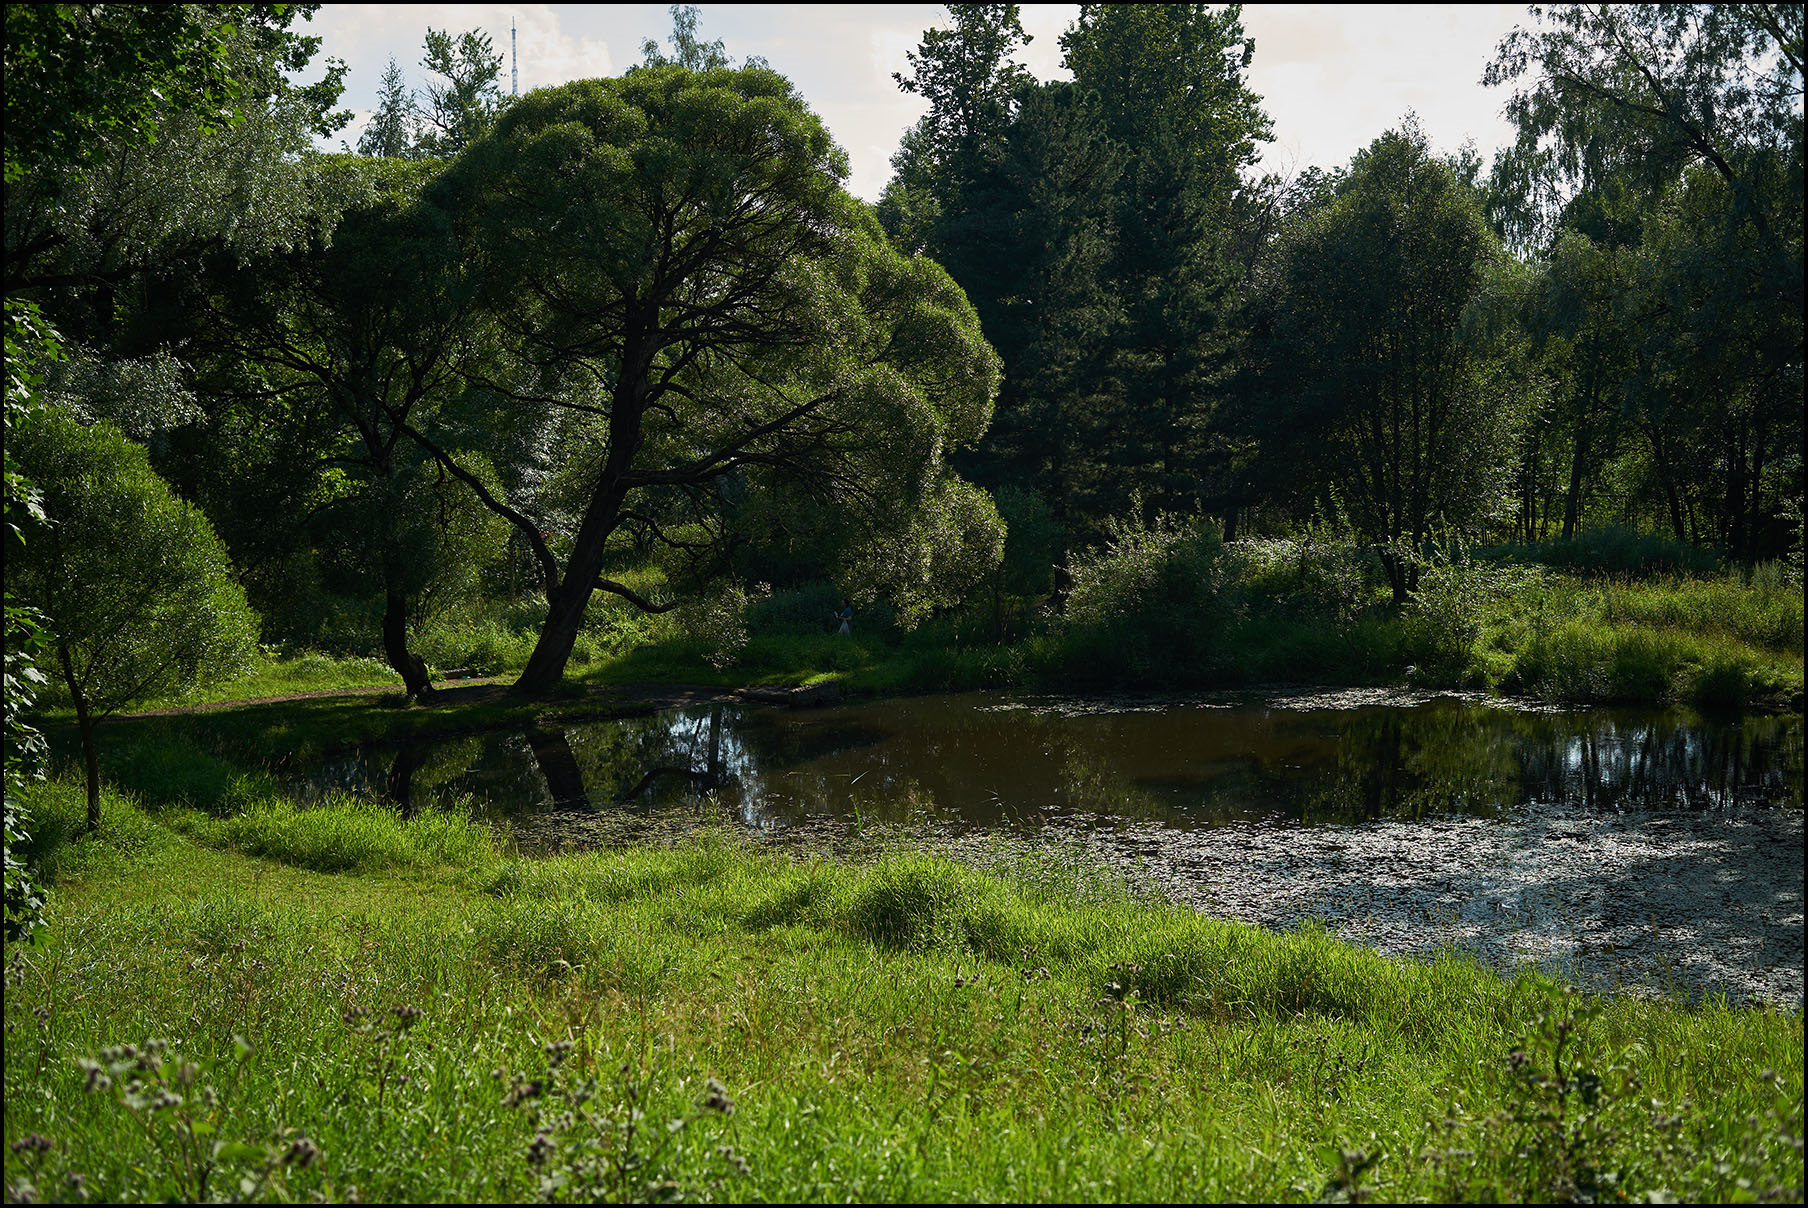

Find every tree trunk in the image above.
[513,583,591,697]
[58,643,101,832]
[1724,422,1749,558]
[1561,437,1585,540]
[512,345,651,697]
[381,581,433,699]
[1381,548,1411,607]
[1663,476,1686,544]
[78,705,100,835]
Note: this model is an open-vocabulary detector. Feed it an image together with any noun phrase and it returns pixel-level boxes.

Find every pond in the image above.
[289,690,1805,1006]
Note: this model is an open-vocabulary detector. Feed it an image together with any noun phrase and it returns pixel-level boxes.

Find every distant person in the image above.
[835,600,854,635]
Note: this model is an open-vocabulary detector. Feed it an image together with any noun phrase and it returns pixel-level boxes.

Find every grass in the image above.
[560,557,1802,712]
[4,780,1803,1203]
[1485,570,1804,710]
[132,649,403,711]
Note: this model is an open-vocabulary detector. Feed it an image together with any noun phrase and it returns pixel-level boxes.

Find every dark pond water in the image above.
[289,690,1806,1005]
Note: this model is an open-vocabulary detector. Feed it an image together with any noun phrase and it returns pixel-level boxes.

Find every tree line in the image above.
[879,3,1801,594]
[3,3,1802,831]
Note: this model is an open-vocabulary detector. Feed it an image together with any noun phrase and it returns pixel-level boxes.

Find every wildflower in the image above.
[9,1134,52,1156]
[526,1132,554,1166]
[391,1004,422,1030]
[702,1078,735,1116]
[503,1078,545,1108]
[77,1059,112,1094]
[283,1137,321,1169]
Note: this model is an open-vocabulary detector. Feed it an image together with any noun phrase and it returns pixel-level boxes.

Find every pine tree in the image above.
[356,56,416,159]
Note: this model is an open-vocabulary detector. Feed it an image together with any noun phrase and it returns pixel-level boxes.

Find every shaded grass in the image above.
[5,783,1802,1204]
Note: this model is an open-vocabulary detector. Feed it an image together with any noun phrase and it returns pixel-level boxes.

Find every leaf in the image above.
[216,1140,267,1164]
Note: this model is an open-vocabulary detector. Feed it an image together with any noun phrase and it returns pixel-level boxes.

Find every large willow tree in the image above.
[426,67,1003,695]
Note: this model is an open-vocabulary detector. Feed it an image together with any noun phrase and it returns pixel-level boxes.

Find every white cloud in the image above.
[1242,3,1524,175]
[300,4,1528,194]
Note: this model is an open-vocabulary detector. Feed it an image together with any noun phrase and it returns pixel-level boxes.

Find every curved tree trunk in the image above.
[513,583,590,698]
[380,578,433,700]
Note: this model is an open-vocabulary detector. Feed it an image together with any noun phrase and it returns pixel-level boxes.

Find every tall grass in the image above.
[7,784,1801,1203]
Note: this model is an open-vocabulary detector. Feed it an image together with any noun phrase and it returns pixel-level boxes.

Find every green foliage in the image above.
[638,4,752,72]
[7,12,350,302]
[1484,5,1803,561]
[1245,123,1525,589]
[844,475,1005,630]
[3,300,55,942]
[356,56,418,158]
[890,3,1033,181]
[2,4,346,185]
[9,410,258,822]
[12,412,259,719]
[1063,515,1230,683]
[680,580,773,671]
[415,27,504,158]
[1486,527,1721,578]
[434,65,1004,690]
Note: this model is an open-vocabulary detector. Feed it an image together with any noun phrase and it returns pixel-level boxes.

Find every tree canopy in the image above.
[428,66,1003,692]
[1244,125,1526,598]
[10,411,258,828]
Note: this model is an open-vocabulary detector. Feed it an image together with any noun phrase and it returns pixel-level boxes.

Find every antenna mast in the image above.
[511,18,518,96]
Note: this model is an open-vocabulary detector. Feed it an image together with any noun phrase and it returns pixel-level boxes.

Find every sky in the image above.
[297,4,1532,200]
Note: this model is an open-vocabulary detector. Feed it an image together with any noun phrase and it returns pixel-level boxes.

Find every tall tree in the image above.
[5,12,350,317]
[429,68,1004,695]
[180,157,495,697]
[1485,3,1803,248]
[939,80,1124,550]
[1061,3,1273,521]
[888,3,1034,223]
[1246,126,1526,600]
[358,56,417,158]
[639,4,767,71]
[2,3,346,185]
[1486,3,1804,557]
[415,27,504,159]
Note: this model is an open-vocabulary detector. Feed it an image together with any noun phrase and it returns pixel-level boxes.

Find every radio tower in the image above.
[511,18,518,96]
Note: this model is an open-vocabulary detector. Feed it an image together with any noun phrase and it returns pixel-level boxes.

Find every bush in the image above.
[1219,535,1381,626]
[748,580,844,636]
[1062,516,1230,683]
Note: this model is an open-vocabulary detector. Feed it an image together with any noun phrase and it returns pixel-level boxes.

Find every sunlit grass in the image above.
[5,782,1802,1204]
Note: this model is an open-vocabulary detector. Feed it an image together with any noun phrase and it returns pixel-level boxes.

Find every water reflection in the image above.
[289,693,1803,843]
[279,692,1802,1004]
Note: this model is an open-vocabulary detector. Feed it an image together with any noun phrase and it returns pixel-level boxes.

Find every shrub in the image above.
[1220,535,1380,626]
[1063,516,1230,683]
[747,580,843,636]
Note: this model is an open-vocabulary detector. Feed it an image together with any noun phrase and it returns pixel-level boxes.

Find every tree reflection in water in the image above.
[307,694,1801,837]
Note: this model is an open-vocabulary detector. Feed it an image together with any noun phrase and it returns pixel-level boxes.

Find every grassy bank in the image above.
[570,555,1803,711]
[81,537,1799,728]
[5,782,1802,1203]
